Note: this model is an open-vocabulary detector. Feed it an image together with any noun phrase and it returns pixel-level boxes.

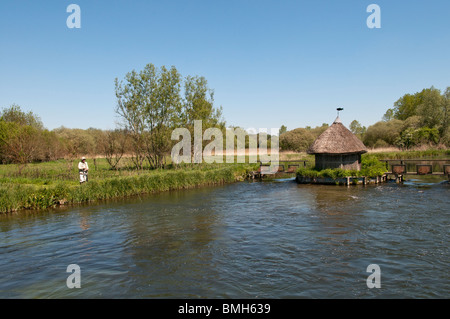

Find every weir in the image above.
[248,160,308,179]
[382,159,450,182]
[249,158,450,184]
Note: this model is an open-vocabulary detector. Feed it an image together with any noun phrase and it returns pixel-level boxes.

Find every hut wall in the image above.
[315,153,362,170]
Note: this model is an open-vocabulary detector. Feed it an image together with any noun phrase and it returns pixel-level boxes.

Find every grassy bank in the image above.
[2,149,448,213]
[0,159,258,213]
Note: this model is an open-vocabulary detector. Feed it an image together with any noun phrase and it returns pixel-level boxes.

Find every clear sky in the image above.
[0,0,448,131]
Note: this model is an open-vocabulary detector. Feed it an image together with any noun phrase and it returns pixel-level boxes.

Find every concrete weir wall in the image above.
[296,175,387,185]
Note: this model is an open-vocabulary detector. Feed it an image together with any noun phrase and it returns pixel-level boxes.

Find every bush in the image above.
[296,155,387,179]
[363,120,403,147]
[280,124,329,152]
[373,139,390,149]
[359,155,388,178]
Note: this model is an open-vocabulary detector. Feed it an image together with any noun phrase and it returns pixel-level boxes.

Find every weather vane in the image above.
[337,107,344,116]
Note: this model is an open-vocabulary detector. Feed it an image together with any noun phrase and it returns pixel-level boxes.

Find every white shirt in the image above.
[78,161,89,171]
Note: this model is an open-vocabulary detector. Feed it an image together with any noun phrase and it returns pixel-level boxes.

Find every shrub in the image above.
[296,155,387,179]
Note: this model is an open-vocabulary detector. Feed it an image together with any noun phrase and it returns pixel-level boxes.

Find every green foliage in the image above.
[373,139,389,148]
[363,119,403,147]
[296,154,387,179]
[382,108,394,122]
[395,127,440,149]
[183,75,225,128]
[349,120,366,140]
[393,92,422,120]
[0,105,65,164]
[0,104,43,129]
[296,167,357,179]
[367,149,450,160]
[279,125,287,136]
[359,155,388,178]
[115,64,183,169]
[115,63,225,169]
[280,124,328,152]
[53,126,101,157]
[0,161,256,213]
[366,86,449,148]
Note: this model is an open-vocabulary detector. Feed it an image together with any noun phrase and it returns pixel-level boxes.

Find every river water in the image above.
[0,177,448,298]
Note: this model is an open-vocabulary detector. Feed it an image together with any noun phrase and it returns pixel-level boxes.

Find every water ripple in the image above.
[0,180,448,298]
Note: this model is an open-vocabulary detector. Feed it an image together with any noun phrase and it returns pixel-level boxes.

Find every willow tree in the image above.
[115,63,227,168]
[115,64,183,169]
[182,75,225,160]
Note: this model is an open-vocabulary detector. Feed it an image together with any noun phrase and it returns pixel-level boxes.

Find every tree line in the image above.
[1,72,447,168]
[280,86,449,151]
[365,86,449,149]
[0,104,133,170]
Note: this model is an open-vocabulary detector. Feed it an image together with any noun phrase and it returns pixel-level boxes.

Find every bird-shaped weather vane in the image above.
[337,107,344,116]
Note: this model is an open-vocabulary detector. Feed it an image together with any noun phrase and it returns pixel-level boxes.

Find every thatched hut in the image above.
[307,116,368,170]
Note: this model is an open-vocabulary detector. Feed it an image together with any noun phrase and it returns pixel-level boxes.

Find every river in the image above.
[0,177,448,298]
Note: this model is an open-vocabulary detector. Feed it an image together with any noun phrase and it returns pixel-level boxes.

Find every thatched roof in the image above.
[307,117,368,155]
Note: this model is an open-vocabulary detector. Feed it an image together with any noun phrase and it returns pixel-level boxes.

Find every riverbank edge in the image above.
[0,166,255,214]
[295,175,388,185]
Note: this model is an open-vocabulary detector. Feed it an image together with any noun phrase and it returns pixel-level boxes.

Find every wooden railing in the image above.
[381,159,450,176]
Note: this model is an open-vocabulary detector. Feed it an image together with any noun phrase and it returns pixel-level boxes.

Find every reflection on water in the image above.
[0,177,448,298]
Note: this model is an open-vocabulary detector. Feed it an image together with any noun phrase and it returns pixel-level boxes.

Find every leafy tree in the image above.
[0,105,53,168]
[0,104,43,129]
[115,64,183,168]
[279,125,287,136]
[279,123,328,152]
[393,92,421,120]
[349,120,366,140]
[363,120,403,147]
[382,86,449,145]
[40,130,65,161]
[401,115,422,131]
[0,120,41,169]
[416,87,445,130]
[115,63,225,168]
[382,108,394,122]
[182,75,225,159]
[183,75,224,128]
[394,127,439,150]
[53,127,96,157]
[392,86,447,130]
[441,87,449,137]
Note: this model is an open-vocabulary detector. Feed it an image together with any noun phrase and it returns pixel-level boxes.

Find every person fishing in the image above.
[78,156,89,184]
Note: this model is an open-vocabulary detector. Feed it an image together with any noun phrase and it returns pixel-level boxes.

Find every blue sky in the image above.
[0,0,448,131]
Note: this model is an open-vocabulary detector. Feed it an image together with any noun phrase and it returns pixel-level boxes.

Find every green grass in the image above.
[0,158,258,213]
[2,149,447,213]
[369,149,450,160]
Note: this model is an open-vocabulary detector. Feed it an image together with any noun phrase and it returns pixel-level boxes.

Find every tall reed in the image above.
[0,165,255,213]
